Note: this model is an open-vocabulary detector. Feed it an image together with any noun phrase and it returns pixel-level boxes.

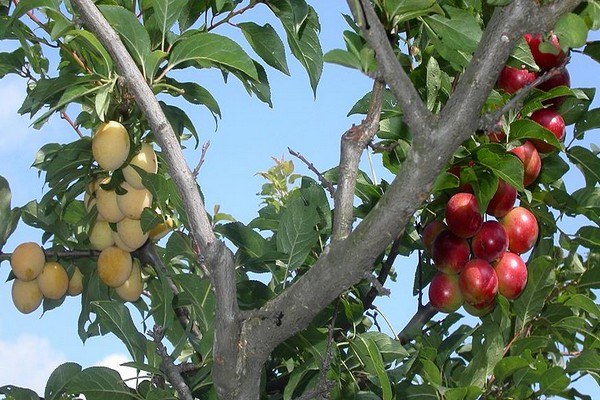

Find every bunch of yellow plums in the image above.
[10,242,82,314]
[88,121,171,300]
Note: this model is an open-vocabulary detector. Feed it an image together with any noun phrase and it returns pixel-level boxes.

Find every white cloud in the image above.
[96,353,149,388]
[0,334,67,396]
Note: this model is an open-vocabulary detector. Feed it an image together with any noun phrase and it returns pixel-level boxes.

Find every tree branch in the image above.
[332,79,385,241]
[288,147,335,198]
[346,0,435,137]
[397,303,437,345]
[149,325,193,400]
[69,1,241,397]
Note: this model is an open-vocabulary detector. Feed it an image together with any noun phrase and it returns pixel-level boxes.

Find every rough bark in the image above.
[68,0,582,398]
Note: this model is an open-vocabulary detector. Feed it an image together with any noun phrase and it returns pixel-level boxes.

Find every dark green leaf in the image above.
[237,280,274,310]
[163,78,221,120]
[239,22,289,75]
[169,32,258,80]
[171,274,215,334]
[0,385,40,400]
[510,119,562,151]
[98,5,151,76]
[508,36,537,70]
[276,192,320,270]
[575,226,600,250]
[567,349,600,374]
[575,108,600,138]
[474,144,525,192]
[493,356,530,382]
[540,367,570,395]
[556,88,594,125]
[0,47,25,78]
[66,366,134,400]
[159,101,199,146]
[384,0,443,25]
[352,335,393,400]
[538,152,569,184]
[513,257,556,331]
[91,301,146,364]
[9,0,59,21]
[324,48,362,71]
[152,0,186,39]
[583,41,600,64]
[567,146,600,186]
[45,362,82,400]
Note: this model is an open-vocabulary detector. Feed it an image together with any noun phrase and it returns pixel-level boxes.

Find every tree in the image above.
[0,0,599,398]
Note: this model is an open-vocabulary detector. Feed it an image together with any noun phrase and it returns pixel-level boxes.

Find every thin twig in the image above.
[0,249,99,263]
[362,234,402,311]
[208,0,258,31]
[192,141,211,177]
[397,303,437,345]
[60,111,84,138]
[149,325,194,400]
[288,147,335,197]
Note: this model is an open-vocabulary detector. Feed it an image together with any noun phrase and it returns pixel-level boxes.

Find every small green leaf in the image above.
[474,144,525,192]
[426,56,441,111]
[324,48,362,71]
[239,22,289,75]
[0,385,40,400]
[540,367,570,395]
[575,108,600,138]
[575,226,600,250]
[513,257,556,332]
[151,0,187,40]
[493,356,530,382]
[554,13,589,50]
[0,48,25,78]
[384,0,443,25]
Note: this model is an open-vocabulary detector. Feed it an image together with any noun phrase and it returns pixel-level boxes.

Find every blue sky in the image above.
[0,1,598,395]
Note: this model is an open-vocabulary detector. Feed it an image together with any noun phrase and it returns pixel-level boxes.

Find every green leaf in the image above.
[554,13,589,49]
[538,152,569,184]
[384,0,443,25]
[91,301,146,364]
[567,146,600,186]
[0,176,19,250]
[66,366,134,400]
[45,362,82,400]
[556,88,594,125]
[169,32,258,80]
[162,78,221,121]
[8,0,59,21]
[424,6,482,68]
[160,101,199,146]
[63,30,114,77]
[508,36,537,70]
[276,192,320,270]
[352,336,393,400]
[0,385,40,400]
[151,0,186,40]
[98,5,151,76]
[239,22,290,75]
[267,0,323,94]
[575,108,600,138]
[510,119,562,151]
[426,56,441,111]
[324,48,362,70]
[493,356,530,383]
[171,274,215,333]
[540,367,570,395]
[567,349,600,374]
[237,280,275,310]
[474,144,524,192]
[583,41,600,64]
[513,257,556,332]
[575,226,600,250]
[32,81,103,127]
[0,47,25,78]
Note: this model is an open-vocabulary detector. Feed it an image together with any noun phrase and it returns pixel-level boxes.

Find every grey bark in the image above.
[68,0,582,398]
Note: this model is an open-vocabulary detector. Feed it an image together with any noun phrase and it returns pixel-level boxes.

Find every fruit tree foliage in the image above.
[1,0,600,399]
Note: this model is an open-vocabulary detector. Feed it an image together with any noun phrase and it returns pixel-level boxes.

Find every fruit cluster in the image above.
[423,32,567,317]
[86,121,168,301]
[496,32,569,184]
[10,242,82,314]
[424,190,538,316]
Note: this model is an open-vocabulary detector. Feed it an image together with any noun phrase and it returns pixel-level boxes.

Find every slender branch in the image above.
[397,303,437,345]
[346,0,434,136]
[192,141,211,177]
[332,79,385,241]
[288,147,335,197]
[149,325,193,400]
[0,249,98,262]
[60,111,84,138]
[362,235,402,311]
[208,0,258,31]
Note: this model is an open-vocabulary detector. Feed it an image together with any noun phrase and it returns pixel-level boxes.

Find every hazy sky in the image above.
[0,1,598,395]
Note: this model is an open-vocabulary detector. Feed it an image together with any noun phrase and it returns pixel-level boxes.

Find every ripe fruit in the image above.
[122,143,158,189]
[10,242,45,281]
[510,141,541,187]
[116,182,153,220]
[421,220,447,254]
[97,246,133,288]
[471,221,509,262]
[530,108,566,153]
[537,68,570,106]
[68,267,84,296]
[487,180,517,218]
[497,66,537,94]
[429,272,463,313]
[501,207,539,254]
[89,220,115,251]
[149,214,174,241]
[96,178,126,223]
[92,121,131,171]
[37,261,69,300]
[112,230,137,252]
[494,252,528,300]
[463,297,497,317]
[445,192,483,238]
[432,230,470,274]
[115,260,143,302]
[459,259,499,307]
[116,218,149,250]
[12,279,43,314]
[524,33,565,70]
